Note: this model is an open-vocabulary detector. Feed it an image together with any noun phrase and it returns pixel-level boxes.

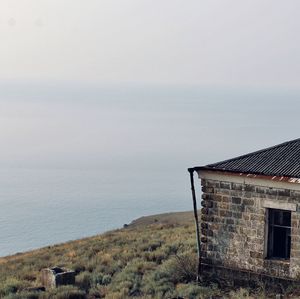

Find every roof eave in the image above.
[189,166,300,184]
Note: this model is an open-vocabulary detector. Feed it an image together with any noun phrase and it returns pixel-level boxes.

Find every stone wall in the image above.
[41,267,76,289]
[200,174,300,280]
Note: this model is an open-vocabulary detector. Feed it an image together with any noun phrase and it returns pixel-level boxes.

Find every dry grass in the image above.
[0,211,281,298]
[127,211,196,228]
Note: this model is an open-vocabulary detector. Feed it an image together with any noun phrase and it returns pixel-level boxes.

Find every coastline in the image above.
[0,210,194,262]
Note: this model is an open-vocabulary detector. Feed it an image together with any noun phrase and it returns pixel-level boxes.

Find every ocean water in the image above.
[0,167,191,257]
[1,86,300,257]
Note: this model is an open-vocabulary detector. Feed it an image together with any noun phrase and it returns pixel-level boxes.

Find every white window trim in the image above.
[262,199,296,212]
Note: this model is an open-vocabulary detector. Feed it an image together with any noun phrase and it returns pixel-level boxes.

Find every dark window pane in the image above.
[267,209,291,259]
[272,227,291,258]
[282,211,291,227]
[273,210,291,227]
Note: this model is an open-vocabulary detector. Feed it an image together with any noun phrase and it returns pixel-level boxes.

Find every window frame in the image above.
[265,208,291,260]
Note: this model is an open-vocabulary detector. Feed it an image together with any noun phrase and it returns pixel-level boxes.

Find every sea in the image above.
[0,167,191,257]
[1,85,299,257]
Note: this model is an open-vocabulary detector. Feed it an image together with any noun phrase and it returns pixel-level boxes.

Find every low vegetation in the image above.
[0,211,291,298]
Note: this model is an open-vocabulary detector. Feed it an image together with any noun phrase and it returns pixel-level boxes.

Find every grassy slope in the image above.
[128,211,195,228]
[0,211,200,298]
[0,212,284,298]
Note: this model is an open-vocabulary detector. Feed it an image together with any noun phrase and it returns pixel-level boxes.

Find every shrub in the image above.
[88,285,108,298]
[139,241,162,252]
[73,263,86,274]
[228,288,254,299]
[0,278,26,297]
[142,272,174,297]
[174,283,221,299]
[76,271,92,291]
[40,285,86,299]
[109,259,155,296]
[0,214,200,298]
[162,252,197,284]
[101,275,112,286]
[3,291,40,299]
[90,272,103,286]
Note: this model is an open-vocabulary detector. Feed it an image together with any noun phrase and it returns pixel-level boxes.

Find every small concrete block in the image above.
[41,267,76,289]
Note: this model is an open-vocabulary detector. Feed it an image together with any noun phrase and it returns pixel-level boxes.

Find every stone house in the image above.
[190,138,300,286]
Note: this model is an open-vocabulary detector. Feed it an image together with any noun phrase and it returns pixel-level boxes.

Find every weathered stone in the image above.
[231,183,243,191]
[242,214,250,221]
[206,180,220,188]
[250,251,263,259]
[219,202,229,210]
[226,218,235,225]
[230,190,243,197]
[250,214,264,222]
[213,194,223,202]
[41,267,76,290]
[201,193,209,200]
[278,189,291,197]
[256,229,265,238]
[291,235,300,243]
[232,212,242,219]
[245,206,256,213]
[201,214,213,222]
[202,186,214,193]
[232,196,241,204]
[220,182,231,189]
[199,177,300,283]
[219,210,232,218]
[202,228,213,237]
[222,195,230,202]
[201,236,208,243]
[266,188,278,196]
[291,243,300,252]
[255,187,266,194]
[244,184,255,192]
[201,222,208,229]
[226,225,235,232]
[201,179,206,186]
[201,207,210,215]
[201,200,213,208]
[263,199,296,211]
[243,192,253,198]
[291,190,300,198]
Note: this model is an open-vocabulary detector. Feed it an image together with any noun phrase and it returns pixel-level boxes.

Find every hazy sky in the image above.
[1,0,300,88]
[0,1,300,169]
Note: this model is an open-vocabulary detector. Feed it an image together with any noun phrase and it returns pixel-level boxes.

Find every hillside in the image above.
[0,211,279,298]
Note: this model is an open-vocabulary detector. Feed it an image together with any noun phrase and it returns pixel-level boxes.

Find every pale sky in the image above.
[0,1,300,169]
[1,0,300,88]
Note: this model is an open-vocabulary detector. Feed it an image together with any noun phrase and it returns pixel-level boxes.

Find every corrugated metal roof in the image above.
[195,138,300,179]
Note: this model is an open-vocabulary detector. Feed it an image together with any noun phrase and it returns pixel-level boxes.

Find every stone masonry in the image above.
[200,175,300,281]
[41,267,76,289]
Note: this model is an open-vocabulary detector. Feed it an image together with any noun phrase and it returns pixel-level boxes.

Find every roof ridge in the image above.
[207,138,300,167]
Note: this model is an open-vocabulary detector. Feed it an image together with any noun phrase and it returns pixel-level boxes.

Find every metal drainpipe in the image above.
[188,167,201,283]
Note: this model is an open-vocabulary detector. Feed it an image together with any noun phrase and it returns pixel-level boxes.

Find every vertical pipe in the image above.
[188,168,201,282]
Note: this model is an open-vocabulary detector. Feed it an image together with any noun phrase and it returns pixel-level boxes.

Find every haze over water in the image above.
[1,0,300,256]
[0,85,299,257]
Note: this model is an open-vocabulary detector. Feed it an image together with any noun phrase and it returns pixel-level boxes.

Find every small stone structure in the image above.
[41,267,76,289]
[190,138,300,288]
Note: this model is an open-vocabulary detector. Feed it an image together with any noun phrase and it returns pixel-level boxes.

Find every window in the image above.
[267,209,291,259]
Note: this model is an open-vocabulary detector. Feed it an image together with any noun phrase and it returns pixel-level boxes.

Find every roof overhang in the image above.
[190,166,300,185]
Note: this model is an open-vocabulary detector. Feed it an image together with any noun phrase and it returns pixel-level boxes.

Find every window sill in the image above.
[264,258,290,265]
